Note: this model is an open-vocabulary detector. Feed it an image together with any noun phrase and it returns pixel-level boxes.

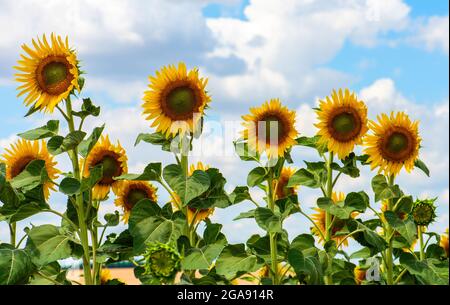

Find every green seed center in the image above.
[99,156,119,179]
[261,115,284,143]
[167,87,196,115]
[332,113,355,134]
[387,132,408,153]
[43,62,68,86]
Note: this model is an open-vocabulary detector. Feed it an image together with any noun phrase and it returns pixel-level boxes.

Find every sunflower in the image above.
[82,135,128,201]
[115,181,158,223]
[142,62,211,138]
[411,198,437,226]
[14,34,80,113]
[100,269,112,285]
[311,192,356,247]
[364,112,421,176]
[273,167,297,200]
[171,162,214,225]
[315,89,368,159]
[354,266,367,285]
[440,229,449,258]
[241,99,298,158]
[1,139,59,200]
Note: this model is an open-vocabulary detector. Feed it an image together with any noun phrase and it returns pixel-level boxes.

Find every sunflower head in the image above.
[14,34,80,113]
[115,181,158,223]
[354,266,367,285]
[273,167,298,200]
[100,269,112,285]
[311,192,353,247]
[142,62,211,138]
[143,242,181,282]
[82,135,128,201]
[364,112,421,176]
[315,89,368,159]
[440,229,449,258]
[241,99,298,158]
[1,139,59,200]
[411,198,437,226]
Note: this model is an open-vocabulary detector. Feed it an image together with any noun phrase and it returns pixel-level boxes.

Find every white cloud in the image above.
[412,16,449,54]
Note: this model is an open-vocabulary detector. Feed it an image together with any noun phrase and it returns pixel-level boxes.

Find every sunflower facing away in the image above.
[171,162,214,225]
[1,139,59,200]
[311,192,356,247]
[142,62,211,138]
[315,89,368,159]
[115,180,158,223]
[273,167,298,200]
[82,135,128,201]
[14,34,80,113]
[242,99,298,158]
[364,112,420,177]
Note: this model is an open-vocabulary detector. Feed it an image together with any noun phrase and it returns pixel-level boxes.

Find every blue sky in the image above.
[0,0,448,246]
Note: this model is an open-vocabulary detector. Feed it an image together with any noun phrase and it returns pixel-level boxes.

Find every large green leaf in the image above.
[247,167,267,187]
[48,131,86,155]
[287,248,323,285]
[10,160,48,192]
[115,163,162,181]
[287,168,321,188]
[59,177,81,195]
[254,207,282,233]
[25,225,73,266]
[72,98,100,120]
[384,212,417,244]
[228,186,252,204]
[316,192,367,220]
[128,199,183,254]
[78,125,104,157]
[18,120,59,140]
[163,164,210,205]
[215,244,261,280]
[134,132,172,151]
[400,253,449,285]
[0,201,49,223]
[0,244,34,285]
[182,239,227,270]
[371,175,401,202]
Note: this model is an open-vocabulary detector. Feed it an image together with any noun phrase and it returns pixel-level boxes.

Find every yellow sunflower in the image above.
[171,162,214,225]
[273,167,298,200]
[241,98,298,158]
[354,266,367,285]
[364,112,421,176]
[82,135,128,201]
[311,192,356,247]
[142,62,211,138]
[1,139,59,200]
[115,181,158,223]
[100,269,112,285]
[315,89,368,159]
[14,34,80,113]
[441,229,449,258]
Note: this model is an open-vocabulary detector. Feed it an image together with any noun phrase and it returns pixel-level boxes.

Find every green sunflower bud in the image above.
[412,198,437,226]
[142,242,181,282]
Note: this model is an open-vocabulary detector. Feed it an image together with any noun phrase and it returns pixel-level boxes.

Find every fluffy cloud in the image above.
[412,16,449,54]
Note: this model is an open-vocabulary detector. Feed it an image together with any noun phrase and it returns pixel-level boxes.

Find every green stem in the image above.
[266,168,278,285]
[9,222,16,247]
[418,225,425,260]
[385,175,395,285]
[65,98,93,285]
[324,152,334,285]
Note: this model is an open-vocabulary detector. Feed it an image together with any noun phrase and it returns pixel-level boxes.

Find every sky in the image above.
[0,0,448,255]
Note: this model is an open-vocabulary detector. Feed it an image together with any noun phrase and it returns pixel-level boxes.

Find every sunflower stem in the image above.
[385,174,396,285]
[324,151,334,285]
[418,225,425,261]
[65,97,93,285]
[9,222,16,247]
[266,167,279,285]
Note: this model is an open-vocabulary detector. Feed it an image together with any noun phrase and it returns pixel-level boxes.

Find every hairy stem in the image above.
[266,168,278,285]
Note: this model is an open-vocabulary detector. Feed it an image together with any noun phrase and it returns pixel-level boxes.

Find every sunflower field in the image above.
[0,34,448,286]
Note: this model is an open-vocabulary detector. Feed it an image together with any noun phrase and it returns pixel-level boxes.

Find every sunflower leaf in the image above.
[414,159,430,177]
[78,125,105,158]
[0,244,34,285]
[10,160,48,192]
[48,131,86,155]
[115,162,162,181]
[17,120,59,140]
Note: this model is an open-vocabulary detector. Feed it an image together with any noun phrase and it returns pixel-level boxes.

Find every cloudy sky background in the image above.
[0,0,448,253]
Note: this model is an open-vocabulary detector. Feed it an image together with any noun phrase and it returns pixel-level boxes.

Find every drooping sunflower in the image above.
[82,135,128,201]
[171,162,214,225]
[1,139,59,200]
[142,62,211,138]
[315,89,368,159]
[354,266,367,285]
[364,112,421,176]
[241,99,298,158]
[115,181,158,223]
[14,34,80,113]
[273,167,298,200]
[311,192,356,247]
